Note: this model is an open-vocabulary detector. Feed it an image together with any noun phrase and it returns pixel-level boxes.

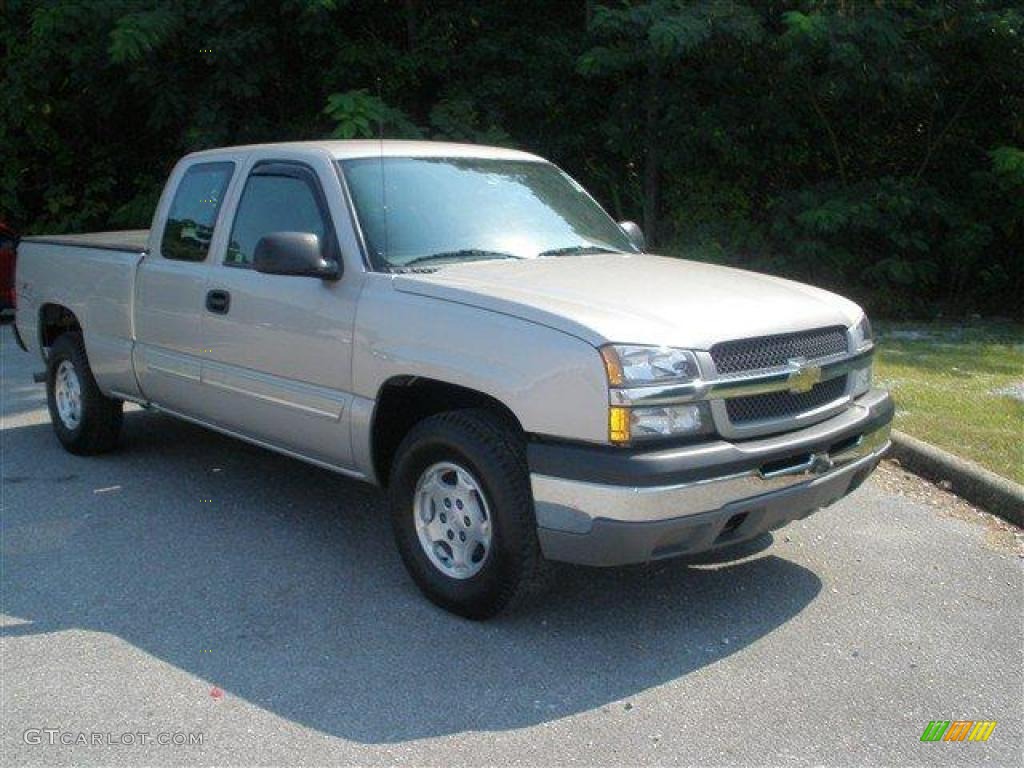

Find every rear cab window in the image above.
[161,162,235,262]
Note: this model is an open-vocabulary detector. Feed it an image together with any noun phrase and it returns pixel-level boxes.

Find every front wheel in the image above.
[388,409,541,619]
[46,332,123,455]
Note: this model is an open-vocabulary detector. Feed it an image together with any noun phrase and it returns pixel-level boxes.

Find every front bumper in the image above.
[529,388,893,566]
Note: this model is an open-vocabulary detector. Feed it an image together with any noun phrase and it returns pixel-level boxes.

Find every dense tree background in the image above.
[1,0,1020,318]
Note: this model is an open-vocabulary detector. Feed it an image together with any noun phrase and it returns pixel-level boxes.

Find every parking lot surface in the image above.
[2,326,1021,766]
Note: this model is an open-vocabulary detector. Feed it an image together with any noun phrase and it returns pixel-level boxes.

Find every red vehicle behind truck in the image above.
[0,220,17,321]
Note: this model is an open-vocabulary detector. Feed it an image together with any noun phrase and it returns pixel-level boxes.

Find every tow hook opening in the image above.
[712,518,753,548]
[720,514,745,532]
[760,454,812,478]
[759,449,839,480]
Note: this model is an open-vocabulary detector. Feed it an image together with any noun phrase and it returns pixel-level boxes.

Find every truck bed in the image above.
[16,231,147,401]
[21,230,149,253]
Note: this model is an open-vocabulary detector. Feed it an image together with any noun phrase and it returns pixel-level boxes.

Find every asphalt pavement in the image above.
[2,325,1021,767]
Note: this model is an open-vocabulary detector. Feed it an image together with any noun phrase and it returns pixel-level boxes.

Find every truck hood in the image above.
[392,253,863,349]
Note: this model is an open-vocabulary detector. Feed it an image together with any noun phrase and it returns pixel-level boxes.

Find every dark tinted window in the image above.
[161,162,234,261]
[226,172,328,267]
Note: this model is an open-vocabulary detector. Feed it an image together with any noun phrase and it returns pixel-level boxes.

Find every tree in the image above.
[1,0,1019,317]
[578,1,763,244]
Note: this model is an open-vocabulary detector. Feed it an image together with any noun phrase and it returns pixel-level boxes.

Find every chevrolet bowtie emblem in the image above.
[787,358,822,394]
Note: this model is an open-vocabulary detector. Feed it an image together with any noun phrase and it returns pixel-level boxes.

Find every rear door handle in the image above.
[205,289,230,315]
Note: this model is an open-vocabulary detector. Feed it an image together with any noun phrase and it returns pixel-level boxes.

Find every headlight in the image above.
[600,345,700,386]
[849,314,874,396]
[617,403,713,441]
[849,365,872,395]
[601,344,709,443]
[850,314,873,351]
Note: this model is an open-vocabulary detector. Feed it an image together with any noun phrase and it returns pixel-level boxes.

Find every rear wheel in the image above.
[388,409,541,619]
[46,332,123,455]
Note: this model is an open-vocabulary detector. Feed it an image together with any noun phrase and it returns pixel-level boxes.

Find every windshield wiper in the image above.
[537,245,620,258]
[393,249,523,270]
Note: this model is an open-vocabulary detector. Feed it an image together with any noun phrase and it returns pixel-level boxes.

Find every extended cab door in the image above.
[192,155,361,470]
[134,160,236,410]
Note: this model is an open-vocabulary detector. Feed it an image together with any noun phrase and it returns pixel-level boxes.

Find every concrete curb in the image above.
[889,430,1024,527]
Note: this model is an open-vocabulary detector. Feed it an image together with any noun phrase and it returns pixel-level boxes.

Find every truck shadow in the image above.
[2,410,822,744]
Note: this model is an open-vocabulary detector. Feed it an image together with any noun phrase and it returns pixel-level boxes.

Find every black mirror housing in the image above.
[253,232,340,280]
[618,220,646,252]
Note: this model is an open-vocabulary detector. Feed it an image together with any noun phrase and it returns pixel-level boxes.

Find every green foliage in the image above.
[768,178,966,316]
[109,8,178,64]
[324,90,420,139]
[1,0,1020,319]
[585,0,762,64]
[874,321,1024,484]
[429,98,512,145]
[989,147,1024,187]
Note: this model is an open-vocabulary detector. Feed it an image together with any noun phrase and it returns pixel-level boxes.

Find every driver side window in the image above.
[226,168,329,268]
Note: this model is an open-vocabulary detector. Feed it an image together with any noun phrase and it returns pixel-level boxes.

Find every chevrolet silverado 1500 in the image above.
[15,141,893,617]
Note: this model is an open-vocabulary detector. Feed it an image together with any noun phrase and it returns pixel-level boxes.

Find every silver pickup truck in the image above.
[14,140,893,617]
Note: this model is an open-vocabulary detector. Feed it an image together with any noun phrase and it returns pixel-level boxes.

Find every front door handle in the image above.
[206,289,230,315]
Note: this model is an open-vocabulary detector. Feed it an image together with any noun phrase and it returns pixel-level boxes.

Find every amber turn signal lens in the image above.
[609,406,630,444]
[600,346,624,386]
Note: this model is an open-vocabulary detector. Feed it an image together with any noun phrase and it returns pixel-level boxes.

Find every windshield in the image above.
[339,157,637,269]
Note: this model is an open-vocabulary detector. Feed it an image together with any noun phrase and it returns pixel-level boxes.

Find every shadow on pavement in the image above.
[2,410,822,743]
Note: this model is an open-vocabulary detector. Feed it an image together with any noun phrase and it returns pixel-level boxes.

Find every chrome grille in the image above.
[725,375,848,425]
[711,327,848,375]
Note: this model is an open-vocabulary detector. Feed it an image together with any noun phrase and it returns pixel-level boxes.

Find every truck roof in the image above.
[186,140,545,163]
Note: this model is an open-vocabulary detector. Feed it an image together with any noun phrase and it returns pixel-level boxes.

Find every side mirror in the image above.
[618,220,646,252]
[253,232,340,281]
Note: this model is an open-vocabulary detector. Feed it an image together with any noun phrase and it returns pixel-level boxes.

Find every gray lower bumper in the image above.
[530,390,893,566]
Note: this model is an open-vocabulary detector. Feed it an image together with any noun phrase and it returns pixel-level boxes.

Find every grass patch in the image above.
[874,321,1024,484]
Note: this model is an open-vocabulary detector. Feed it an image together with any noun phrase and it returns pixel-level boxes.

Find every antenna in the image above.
[377,76,390,268]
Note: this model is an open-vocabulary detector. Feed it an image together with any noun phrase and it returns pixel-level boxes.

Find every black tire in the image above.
[46,332,123,455]
[388,409,541,619]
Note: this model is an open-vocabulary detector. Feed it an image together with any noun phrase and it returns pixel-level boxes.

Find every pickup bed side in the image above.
[16,234,146,400]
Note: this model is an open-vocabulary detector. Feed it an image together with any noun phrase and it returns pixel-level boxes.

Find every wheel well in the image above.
[39,303,81,350]
[372,377,524,486]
